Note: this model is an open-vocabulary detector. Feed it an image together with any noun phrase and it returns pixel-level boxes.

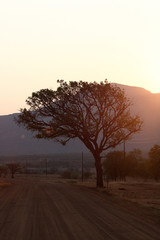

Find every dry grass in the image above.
[78,179,160,210]
[2,174,160,210]
[0,180,12,187]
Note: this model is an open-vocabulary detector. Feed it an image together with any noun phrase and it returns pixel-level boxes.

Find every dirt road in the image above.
[0,177,160,240]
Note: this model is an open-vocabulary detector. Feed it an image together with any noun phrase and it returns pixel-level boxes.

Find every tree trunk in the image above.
[95,156,104,188]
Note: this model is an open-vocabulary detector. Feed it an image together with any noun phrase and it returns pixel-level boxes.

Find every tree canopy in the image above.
[16,80,143,187]
[149,144,160,180]
[103,151,126,181]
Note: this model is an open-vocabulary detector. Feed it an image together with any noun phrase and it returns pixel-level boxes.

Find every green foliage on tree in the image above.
[16,80,142,187]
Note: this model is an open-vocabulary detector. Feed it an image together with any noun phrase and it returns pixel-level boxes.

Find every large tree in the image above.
[16,80,142,187]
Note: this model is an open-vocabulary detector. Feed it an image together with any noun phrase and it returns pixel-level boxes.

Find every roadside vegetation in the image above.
[0,144,159,182]
[0,145,159,210]
[0,163,21,179]
[103,145,160,182]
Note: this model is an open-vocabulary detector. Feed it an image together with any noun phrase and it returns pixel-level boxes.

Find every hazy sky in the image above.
[0,0,160,115]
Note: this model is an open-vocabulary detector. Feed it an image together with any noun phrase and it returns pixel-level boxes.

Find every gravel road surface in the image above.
[0,177,159,240]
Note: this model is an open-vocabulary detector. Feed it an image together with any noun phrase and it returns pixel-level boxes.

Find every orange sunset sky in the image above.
[0,0,160,115]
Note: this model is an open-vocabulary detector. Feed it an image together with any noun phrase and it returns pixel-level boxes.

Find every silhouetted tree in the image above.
[149,144,160,180]
[137,160,150,180]
[0,166,8,178]
[7,163,21,178]
[126,148,143,177]
[103,151,128,181]
[16,80,142,187]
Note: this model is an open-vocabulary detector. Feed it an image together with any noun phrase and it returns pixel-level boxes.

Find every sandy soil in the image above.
[0,180,12,187]
[107,181,160,210]
[0,176,160,240]
[78,179,160,210]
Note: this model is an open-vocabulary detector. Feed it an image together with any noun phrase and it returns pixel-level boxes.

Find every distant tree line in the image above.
[1,144,159,182]
[0,153,94,171]
[0,163,21,178]
[103,144,160,181]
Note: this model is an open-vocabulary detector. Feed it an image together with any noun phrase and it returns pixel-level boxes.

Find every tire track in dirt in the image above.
[0,177,160,240]
[45,182,160,240]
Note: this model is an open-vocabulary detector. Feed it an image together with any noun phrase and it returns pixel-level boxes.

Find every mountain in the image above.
[0,114,83,156]
[0,84,160,156]
[115,84,160,151]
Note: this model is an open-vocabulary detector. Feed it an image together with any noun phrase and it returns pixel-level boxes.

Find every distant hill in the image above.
[0,84,160,156]
[0,113,83,156]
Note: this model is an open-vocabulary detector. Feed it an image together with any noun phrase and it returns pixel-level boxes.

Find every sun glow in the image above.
[146,53,160,93]
[0,0,160,115]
